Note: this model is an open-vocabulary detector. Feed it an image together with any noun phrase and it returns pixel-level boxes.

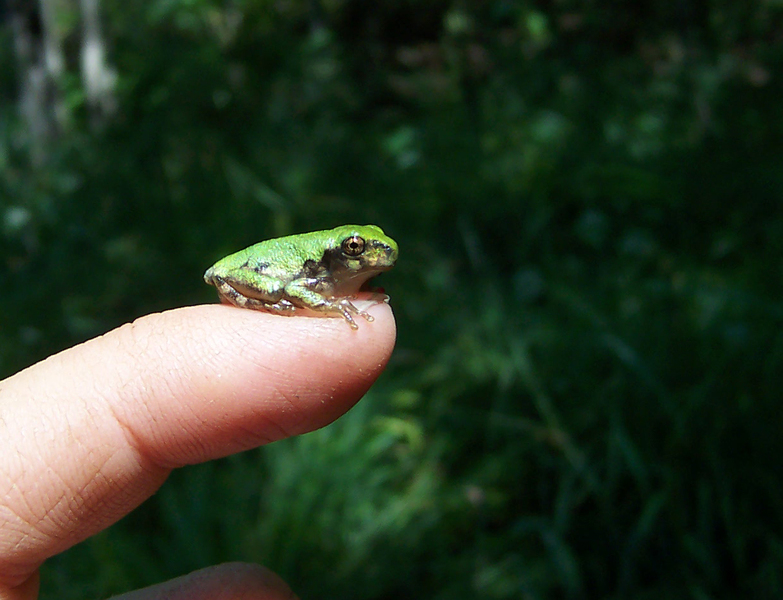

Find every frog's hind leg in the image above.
[210,277,251,308]
[260,299,298,315]
[210,277,295,314]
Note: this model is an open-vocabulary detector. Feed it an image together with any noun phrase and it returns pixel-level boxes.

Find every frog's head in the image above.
[325,224,399,286]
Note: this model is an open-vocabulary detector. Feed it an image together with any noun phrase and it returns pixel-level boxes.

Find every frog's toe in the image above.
[336,299,375,328]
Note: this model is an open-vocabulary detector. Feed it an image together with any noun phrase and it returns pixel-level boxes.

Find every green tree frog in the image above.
[204,224,399,329]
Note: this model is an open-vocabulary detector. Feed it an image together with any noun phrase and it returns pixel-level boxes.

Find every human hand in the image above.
[0,304,397,600]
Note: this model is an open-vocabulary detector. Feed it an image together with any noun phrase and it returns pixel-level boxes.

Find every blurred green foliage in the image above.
[2,0,783,598]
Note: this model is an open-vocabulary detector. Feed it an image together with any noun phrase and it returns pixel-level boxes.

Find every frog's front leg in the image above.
[284,278,373,330]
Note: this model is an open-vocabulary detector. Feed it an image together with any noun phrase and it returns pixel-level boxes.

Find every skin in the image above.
[204,225,399,329]
[0,302,396,600]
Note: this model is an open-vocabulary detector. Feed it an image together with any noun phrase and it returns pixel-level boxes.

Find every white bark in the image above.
[38,0,69,129]
[80,0,117,124]
[8,0,82,163]
[39,0,66,80]
[8,0,118,160]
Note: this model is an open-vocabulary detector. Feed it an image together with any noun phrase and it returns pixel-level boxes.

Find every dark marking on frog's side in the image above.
[242,260,270,273]
[302,258,329,279]
[319,247,348,272]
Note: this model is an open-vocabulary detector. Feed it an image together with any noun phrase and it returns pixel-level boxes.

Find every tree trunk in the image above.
[7,0,117,162]
[79,0,116,126]
[7,0,65,165]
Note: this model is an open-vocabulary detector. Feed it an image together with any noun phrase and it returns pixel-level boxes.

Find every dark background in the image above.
[1,1,782,598]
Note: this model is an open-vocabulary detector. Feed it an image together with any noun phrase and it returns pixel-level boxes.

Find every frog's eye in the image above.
[341,235,366,256]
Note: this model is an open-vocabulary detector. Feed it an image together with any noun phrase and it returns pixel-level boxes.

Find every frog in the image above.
[204,224,399,329]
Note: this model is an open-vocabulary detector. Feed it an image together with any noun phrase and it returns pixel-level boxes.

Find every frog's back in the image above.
[234,230,333,277]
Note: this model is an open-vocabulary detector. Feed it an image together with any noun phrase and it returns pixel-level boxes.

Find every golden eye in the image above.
[341,235,366,256]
